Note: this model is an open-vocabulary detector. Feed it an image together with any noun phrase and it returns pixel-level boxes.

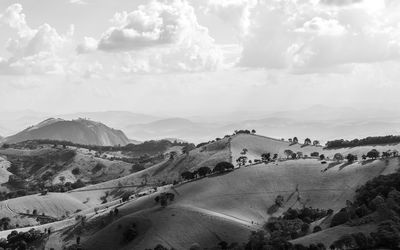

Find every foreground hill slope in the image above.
[2,133,400,249]
[75,156,400,249]
[5,118,130,146]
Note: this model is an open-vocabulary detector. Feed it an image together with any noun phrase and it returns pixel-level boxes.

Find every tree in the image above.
[59,176,66,184]
[304,138,311,145]
[284,149,294,159]
[251,129,256,134]
[346,154,357,163]
[236,156,248,166]
[313,140,320,146]
[71,168,80,175]
[367,149,380,159]
[333,153,344,162]
[181,171,194,180]
[214,161,234,173]
[261,153,271,162]
[197,167,211,177]
[0,217,10,230]
[293,137,298,144]
[311,152,319,157]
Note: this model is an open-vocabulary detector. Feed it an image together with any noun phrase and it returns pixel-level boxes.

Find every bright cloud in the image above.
[236,0,400,72]
[90,0,222,72]
[0,4,74,75]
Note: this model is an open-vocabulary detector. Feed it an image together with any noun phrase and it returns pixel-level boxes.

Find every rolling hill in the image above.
[5,118,131,146]
[1,133,400,249]
[59,134,400,249]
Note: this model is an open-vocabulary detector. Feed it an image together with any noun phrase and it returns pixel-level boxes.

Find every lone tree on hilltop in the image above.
[293,137,298,144]
[304,138,311,145]
[313,140,320,146]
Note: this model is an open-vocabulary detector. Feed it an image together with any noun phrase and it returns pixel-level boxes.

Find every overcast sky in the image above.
[0,0,400,117]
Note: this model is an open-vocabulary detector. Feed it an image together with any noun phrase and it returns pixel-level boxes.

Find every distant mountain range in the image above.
[1,106,400,144]
[5,118,133,146]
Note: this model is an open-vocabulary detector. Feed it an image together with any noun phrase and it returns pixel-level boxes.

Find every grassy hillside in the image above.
[69,157,400,249]
[2,133,400,249]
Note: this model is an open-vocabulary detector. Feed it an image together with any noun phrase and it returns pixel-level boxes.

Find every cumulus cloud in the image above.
[204,0,257,36]
[76,37,98,54]
[0,4,74,75]
[237,0,400,73]
[85,0,222,72]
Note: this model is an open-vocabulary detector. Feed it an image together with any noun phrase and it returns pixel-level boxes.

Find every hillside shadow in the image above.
[338,162,352,171]
[300,144,309,148]
[207,170,234,178]
[361,159,374,166]
[322,162,341,172]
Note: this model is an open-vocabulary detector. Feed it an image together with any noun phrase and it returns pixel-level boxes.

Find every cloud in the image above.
[296,17,347,36]
[85,0,222,72]
[319,0,363,6]
[69,0,88,5]
[76,37,98,54]
[0,4,74,75]
[237,0,400,73]
[204,0,257,36]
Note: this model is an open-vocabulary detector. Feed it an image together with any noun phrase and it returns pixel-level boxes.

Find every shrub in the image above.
[310,152,319,157]
[71,168,80,175]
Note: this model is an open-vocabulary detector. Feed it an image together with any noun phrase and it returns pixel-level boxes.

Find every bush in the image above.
[310,152,319,157]
[71,168,80,175]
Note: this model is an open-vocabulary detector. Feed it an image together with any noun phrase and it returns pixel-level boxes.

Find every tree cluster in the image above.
[325,135,400,149]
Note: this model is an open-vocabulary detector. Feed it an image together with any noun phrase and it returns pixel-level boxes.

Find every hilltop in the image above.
[5,118,131,146]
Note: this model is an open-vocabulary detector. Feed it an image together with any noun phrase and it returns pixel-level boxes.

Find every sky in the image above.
[0,0,400,117]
